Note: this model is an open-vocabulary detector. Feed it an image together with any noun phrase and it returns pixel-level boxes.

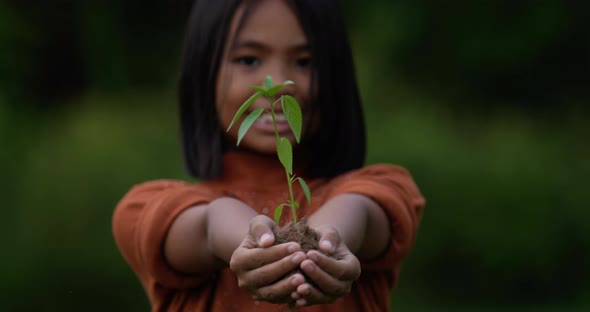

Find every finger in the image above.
[240,251,306,288]
[296,283,337,306]
[231,242,301,271]
[249,215,278,247]
[253,272,305,303]
[313,225,340,254]
[307,250,361,281]
[299,259,352,297]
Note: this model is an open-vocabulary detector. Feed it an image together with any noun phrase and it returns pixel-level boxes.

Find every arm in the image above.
[291,193,389,306]
[307,193,390,260]
[164,197,258,274]
[293,164,424,307]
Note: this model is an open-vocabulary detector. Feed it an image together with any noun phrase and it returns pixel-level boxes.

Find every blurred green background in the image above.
[1,0,589,311]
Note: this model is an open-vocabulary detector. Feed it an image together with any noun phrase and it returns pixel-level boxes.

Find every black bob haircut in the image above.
[179,0,366,180]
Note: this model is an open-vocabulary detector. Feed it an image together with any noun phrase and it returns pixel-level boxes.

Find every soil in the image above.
[274,218,320,252]
[273,218,321,311]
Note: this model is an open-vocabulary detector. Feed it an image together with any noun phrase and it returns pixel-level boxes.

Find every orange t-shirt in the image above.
[113,151,424,311]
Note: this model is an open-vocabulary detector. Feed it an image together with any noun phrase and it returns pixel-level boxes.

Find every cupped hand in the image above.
[292,225,361,307]
[229,215,307,303]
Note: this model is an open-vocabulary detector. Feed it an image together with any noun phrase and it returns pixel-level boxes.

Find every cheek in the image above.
[215,72,238,125]
[216,83,252,136]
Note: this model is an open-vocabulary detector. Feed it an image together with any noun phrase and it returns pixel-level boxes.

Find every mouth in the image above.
[257,112,286,123]
[251,112,291,134]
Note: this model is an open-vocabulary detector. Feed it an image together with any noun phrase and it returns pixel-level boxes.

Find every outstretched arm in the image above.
[164,197,258,274]
[291,193,389,306]
[308,193,390,260]
[113,181,310,296]
[293,164,425,307]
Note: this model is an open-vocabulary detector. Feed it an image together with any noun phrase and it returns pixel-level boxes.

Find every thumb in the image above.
[314,225,340,254]
[249,215,277,248]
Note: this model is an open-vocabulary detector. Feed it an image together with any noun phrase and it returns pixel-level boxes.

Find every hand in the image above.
[292,225,361,307]
[229,215,307,303]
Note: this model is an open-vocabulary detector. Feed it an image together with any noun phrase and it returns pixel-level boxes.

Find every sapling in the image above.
[227,76,318,311]
[226,75,312,224]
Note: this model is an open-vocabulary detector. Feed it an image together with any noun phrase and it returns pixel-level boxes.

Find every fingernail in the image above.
[304,261,315,272]
[260,233,272,245]
[292,253,304,263]
[321,240,333,251]
[308,253,318,262]
[291,276,301,286]
[299,284,311,295]
[297,299,307,306]
[287,244,299,254]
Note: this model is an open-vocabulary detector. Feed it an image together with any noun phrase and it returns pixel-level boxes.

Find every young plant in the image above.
[226,76,311,224]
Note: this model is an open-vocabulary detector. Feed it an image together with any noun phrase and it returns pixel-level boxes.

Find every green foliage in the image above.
[274,204,284,225]
[297,177,311,205]
[237,107,264,146]
[227,91,263,132]
[281,95,302,143]
[264,75,274,89]
[277,137,293,175]
[227,76,310,224]
[267,80,294,98]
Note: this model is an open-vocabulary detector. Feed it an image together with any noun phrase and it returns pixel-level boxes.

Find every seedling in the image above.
[227,76,311,224]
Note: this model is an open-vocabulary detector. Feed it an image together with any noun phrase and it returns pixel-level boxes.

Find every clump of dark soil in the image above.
[274,218,319,251]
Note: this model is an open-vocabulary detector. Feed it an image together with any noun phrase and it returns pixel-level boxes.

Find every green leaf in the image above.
[277,137,293,174]
[266,85,283,98]
[237,107,264,146]
[249,85,268,95]
[227,91,262,131]
[281,95,302,143]
[264,76,274,89]
[266,80,294,98]
[297,177,311,204]
[274,204,284,224]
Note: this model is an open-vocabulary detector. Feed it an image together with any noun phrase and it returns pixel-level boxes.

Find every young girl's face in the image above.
[216,0,312,155]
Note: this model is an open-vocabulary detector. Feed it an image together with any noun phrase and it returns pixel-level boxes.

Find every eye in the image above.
[236,56,260,67]
[296,57,311,68]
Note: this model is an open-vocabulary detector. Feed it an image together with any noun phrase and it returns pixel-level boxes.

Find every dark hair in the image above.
[179,0,366,179]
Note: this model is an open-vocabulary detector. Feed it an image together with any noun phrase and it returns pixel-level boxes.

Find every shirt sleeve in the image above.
[112,179,219,290]
[326,164,425,283]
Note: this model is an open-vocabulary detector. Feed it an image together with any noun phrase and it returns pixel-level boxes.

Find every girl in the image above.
[112,0,425,311]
